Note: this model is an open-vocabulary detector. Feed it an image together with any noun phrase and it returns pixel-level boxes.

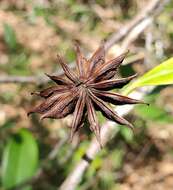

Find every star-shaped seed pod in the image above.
[28,43,145,147]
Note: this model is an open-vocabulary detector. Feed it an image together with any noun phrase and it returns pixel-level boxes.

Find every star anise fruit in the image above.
[28,43,144,146]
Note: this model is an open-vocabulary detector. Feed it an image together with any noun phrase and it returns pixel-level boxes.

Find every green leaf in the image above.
[123,58,173,94]
[3,23,17,50]
[1,129,38,189]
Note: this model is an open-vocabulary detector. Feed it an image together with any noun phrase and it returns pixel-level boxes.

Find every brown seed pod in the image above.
[28,43,144,146]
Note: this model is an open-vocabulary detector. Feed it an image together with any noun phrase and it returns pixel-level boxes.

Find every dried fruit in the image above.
[28,43,144,146]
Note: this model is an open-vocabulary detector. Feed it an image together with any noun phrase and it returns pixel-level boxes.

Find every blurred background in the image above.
[0,0,173,190]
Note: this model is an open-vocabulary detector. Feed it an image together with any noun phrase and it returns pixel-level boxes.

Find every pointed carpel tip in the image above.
[73,42,81,53]
[73,39,79,43]
[118,50,129,62]
[139,101,148,105]
[44,73,50,77]
[31,92,40,96]
[27,112,31,117]
[140,100,150,106]
[39,116,45,122]
[56,54,60,61]
[57,54,61,59]
[56,54,64,65]
[143,102,150,106]
[124,49,130,56]
[73,39,79,47]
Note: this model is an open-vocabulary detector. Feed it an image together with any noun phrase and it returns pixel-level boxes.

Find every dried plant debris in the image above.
[28,43,144,146]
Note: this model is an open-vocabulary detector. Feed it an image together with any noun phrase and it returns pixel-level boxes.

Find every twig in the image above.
[59,0,169,189]
[104,0,168,51]
[120,17,153,52]
[59,87,153,190]
[0,75,45,84]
